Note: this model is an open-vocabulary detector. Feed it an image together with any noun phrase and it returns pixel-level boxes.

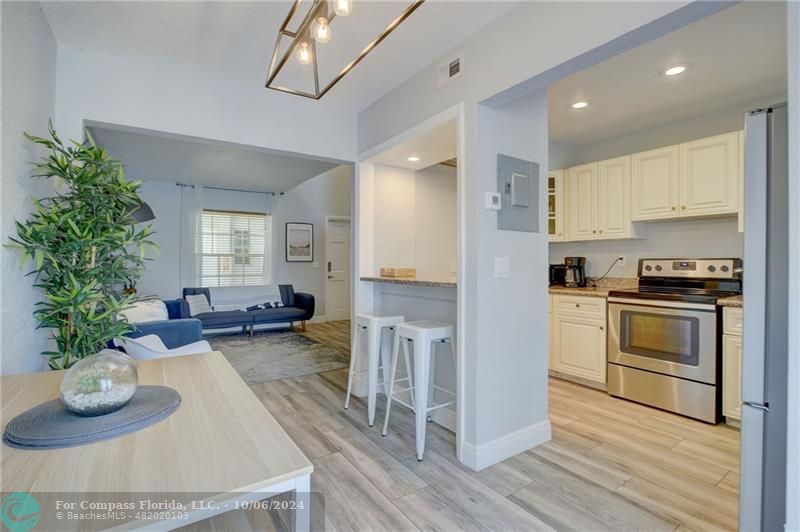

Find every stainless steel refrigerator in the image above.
[741,104,789,531]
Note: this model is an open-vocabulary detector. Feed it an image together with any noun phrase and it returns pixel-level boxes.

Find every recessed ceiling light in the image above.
[571,101,589,110]
[664,65,686,76]
[407,156,420,162]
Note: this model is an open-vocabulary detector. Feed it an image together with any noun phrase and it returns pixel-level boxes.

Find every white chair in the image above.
[382,320,456,461]
[345,313,406,426]
[113,335,212,360]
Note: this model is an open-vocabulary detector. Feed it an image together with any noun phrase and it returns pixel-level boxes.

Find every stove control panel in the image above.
[639,258,741,279]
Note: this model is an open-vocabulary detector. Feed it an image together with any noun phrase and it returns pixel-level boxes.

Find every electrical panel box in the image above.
[497,154,539,232]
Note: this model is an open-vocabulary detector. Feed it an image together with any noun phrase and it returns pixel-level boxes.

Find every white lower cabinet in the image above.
[550,295,607,385]
[722,334,742,421]
[722,307,743,422]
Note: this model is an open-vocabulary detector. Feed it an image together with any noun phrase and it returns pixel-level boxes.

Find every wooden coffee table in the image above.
[0,351,313,531]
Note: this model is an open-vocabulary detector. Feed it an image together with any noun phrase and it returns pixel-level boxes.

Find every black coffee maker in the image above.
[564,256,587,288]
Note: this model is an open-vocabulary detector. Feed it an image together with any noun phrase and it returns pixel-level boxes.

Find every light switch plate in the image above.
[494,257,510,278]
[485,192,501,211]
[312,261,320,269]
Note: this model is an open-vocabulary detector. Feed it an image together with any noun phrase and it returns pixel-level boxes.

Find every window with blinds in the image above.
[200,210,271,287]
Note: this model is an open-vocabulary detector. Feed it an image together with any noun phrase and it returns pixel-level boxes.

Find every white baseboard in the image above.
[460,419,551,471]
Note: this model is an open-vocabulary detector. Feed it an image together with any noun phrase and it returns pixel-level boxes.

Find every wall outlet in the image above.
[494,257,510,278]
[617,256,626,267]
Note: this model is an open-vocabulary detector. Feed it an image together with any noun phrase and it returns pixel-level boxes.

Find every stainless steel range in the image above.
[607,258,742,423]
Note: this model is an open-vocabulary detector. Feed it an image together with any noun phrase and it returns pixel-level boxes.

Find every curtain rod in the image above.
[176,183,284,196]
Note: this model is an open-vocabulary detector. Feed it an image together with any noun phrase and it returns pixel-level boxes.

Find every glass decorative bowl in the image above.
[60,350,139,416]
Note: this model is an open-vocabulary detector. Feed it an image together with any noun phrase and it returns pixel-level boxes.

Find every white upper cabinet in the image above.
[567,157,640,241]
[679,132,739,216]
[631,145,680,220]
[631,131,739,222]
[555,130,743,241]
[548,170,567,242]
[597,156,632,237]
[568,163,597,240]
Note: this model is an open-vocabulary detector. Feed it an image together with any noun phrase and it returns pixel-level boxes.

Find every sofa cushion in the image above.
[119,298,168,324]
[186,294,212,316]
[249,307,307,324]
[193,310,253,328]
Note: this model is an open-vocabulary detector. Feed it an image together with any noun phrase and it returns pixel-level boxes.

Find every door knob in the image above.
[327,275,334,279]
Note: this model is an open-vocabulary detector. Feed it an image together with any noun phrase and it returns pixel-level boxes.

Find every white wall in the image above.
[551,218,743,277]
[273,165,353,317]
[1,2,57,375]
[469,93,550,458]
[372,165,416,272]
[414,164,457,279]
[136,166,352,316]
[785,3,799,529]
[54,46,356,164]
[136,181,181,299]
[370,163,457,279]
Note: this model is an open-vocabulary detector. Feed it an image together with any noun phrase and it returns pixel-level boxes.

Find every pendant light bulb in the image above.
[295,41,312,65]
[311,16,331,43]
[334,0,352,17]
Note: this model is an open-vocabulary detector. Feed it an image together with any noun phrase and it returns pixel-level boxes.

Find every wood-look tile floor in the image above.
[252,320,740,531]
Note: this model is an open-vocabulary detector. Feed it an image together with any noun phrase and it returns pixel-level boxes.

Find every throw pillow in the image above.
[186,294,212,316]
[118,299,168,324]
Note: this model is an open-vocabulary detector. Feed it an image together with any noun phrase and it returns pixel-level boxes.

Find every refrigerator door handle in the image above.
[743,400,770,412]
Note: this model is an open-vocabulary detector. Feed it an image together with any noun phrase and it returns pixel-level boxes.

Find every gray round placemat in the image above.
[3,385,181,450]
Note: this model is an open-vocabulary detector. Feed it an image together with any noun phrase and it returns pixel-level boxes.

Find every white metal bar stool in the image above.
[382,320,456,461]
[345,313,406,426]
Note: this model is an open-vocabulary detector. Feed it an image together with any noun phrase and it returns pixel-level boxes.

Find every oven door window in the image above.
[619,310,700,366]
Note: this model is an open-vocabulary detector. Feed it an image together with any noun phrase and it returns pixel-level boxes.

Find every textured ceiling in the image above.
[548,2,787,146]
[42,1,517,112]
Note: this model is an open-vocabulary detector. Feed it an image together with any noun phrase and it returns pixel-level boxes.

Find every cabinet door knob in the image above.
[575,304,580,308]
[600,326,604,331]
[592,230,597,234]
[599,230,603,234]
[681,205,686,210]
[671,206,676,211]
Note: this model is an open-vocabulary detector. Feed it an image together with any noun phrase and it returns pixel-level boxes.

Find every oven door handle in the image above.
[607,297,717,312]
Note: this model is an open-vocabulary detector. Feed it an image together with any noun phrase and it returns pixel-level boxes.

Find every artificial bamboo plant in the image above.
[7,122,156,369]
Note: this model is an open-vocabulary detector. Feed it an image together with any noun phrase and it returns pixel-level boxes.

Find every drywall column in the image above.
[785,3,799,529]
[458,91,550,469]
[1,2,58,375]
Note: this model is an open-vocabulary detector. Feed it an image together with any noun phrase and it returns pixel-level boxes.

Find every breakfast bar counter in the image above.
[360,276,456,289]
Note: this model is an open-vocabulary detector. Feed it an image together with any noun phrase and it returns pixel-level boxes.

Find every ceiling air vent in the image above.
[435,53,463,90]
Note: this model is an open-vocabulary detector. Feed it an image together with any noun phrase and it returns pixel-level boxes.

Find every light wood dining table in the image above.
[0,351,313,531]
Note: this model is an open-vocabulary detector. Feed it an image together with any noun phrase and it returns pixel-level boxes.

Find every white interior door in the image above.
[325,218,351,321]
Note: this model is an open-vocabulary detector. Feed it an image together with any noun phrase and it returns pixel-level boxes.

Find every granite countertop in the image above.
[717,295,743,308]
[549,277,639,299]
[360,276,457,289]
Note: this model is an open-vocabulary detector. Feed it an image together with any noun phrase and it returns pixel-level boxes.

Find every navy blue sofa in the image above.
[183,285,315,334]
[126,299,204,348]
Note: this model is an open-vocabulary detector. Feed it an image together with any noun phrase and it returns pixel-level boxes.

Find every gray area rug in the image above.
[208,330,350,384]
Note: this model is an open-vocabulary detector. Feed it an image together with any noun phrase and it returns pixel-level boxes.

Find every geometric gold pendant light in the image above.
[265,0,426,100]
